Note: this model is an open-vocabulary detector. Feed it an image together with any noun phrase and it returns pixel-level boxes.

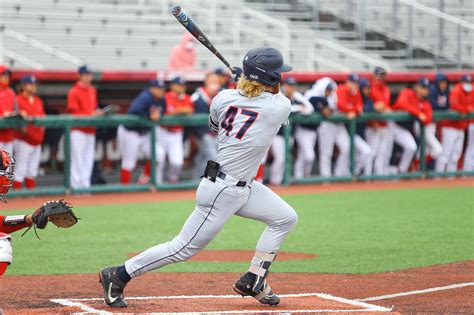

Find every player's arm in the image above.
[393,92,423,118]
[292,92,314,114]
[67,90,81,114]
[208,93,221,132]
[0,214,33,234]
[449,89,469,115]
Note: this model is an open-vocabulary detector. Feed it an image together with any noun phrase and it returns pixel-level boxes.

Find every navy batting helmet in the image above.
[242,47,292,86]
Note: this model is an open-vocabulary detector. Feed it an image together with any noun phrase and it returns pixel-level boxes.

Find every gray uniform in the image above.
[125,89,298,277]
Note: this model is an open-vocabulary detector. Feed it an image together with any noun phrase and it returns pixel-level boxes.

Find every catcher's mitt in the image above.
[32,200,78,229]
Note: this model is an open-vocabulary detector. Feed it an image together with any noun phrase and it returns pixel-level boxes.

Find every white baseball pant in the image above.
[366,127,392,175]
[117,125,151,171]
[436,127,465,172]
[125,177,297,278]
[193,133,218,178]
[318,122,350,177]
[156,127,184,184]
[269,135,286,185]
[70,130,95,189]
[355,135,373,176]
[293,126,316,179]
[463,123,474,171]
[0,142,13,154]
[388,123,417,173]
[13,140,41,182]
[414,122,443,159]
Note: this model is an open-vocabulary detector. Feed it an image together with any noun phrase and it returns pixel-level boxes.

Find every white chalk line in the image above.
[50,292,391,314]
[356,282,474,302]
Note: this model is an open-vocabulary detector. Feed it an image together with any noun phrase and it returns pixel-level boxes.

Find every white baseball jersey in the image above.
[209,89,291,181]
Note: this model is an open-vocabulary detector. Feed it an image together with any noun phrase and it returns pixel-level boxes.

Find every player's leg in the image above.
[463,124,474,171]
[393,125,417,173]
[12,140,30,188]
[70,130,87,189]
[81,133,96,188]
[366,127,383,175]
[318,122,337,177]
[355,135,373,176]
[269,135,285,185]
[0,234,13,276]
[24,144,42,189]
[293,127,316,179]
[0,142,13,155]
[235,181,298,305]
[293,127,305,179]
[168,131,184,183]
[435,127,456,172]
[155,127,167,184]
[334,124,350,177]
[118,126,140,184]
[447,130,464,172]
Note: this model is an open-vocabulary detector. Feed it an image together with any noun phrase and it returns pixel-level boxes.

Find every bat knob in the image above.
[171,5,182,16]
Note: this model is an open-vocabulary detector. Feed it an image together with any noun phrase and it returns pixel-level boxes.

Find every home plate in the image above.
[52,293,392,314]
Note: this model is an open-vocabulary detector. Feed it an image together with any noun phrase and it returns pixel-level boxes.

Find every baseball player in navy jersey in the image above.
[272,77,313,184]
[118,80,164,184]
[100,47,297,308]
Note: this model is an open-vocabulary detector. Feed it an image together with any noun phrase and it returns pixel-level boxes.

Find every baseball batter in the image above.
[100,47,298,308]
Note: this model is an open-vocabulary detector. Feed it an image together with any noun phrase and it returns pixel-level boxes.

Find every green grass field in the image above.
[2,186,473,276]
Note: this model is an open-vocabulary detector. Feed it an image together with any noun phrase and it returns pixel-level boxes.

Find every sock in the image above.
[25,178,36,189]
[0,262,8,276]
[143,161,151,177]
[120,169,132,184]
[12,181,22,189]
[117,265,131,283]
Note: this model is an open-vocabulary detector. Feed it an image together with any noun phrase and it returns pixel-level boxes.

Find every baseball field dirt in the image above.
[1,178,473,314]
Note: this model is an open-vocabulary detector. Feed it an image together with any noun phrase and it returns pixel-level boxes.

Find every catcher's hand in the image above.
[32,200,78,229]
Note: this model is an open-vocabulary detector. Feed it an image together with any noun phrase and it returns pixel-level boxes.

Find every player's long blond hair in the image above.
[237,76,266,97]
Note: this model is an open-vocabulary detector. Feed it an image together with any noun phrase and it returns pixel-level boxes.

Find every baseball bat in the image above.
[171,5,235,74]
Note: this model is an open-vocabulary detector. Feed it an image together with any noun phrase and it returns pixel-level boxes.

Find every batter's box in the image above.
[52,293,393,314]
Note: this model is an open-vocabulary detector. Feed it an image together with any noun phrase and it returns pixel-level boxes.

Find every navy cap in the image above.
[0,65,11,76]
[283,77,297,85]
[374,66,387,76]
[20,75,37,85]
[170,76,186,85]
[417,77,430,88]
[435,72,448,82]
[78,65,92,74]
[461,74,472,82]
[149,79,165,88]
[214,68,227,76]
[359,78,370,88]
[348,73,360,83]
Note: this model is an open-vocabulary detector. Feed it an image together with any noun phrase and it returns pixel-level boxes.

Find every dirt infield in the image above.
[5,177,473,211]
[1,261,472,313]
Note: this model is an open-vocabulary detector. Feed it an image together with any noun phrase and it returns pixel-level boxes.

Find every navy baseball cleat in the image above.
[233,273,280,306]
[99,266,128,308]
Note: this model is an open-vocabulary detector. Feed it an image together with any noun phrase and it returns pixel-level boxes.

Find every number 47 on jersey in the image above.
[220,106,258,140]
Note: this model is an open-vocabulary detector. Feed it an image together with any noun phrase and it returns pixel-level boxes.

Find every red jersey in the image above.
[164,91,194,132]
[336,84,363,115]
[0,87,16,142]
[15,94,46,146]
[67,82,98,134]
[393,88,432,125]
[444,83,473,130]
[0,215,30,234]
[369,79,391,128]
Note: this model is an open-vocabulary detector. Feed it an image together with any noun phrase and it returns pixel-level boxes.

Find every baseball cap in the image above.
[417,77,430,88]
[149,79,165,88]
[20,75,37,85]
[359,78,370,88]
[170,76,186,85]
[283,77,297,85]
[214,68,227,76]
[0,65,11,76]
[374,66,387,76]
[347,73,360,83]
[78,65,92,74]
[460,74,472,83]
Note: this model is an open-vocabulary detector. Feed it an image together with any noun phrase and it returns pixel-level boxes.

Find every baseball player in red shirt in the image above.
[336,74,373,176]
[12,75,46,189]
[0,65,16,153]
[67,65,100,189]
[436,74,474,172]
[156,76,194,184]
[368,67,393,175]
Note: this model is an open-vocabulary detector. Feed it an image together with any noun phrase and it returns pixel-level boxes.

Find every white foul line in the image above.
[356,282,474,302]
[50,299,110,314]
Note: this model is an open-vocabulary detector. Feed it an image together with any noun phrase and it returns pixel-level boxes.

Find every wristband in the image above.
[3,215,27,226]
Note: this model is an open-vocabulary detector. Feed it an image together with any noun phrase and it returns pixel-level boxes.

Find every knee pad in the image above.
[0,233,13,266]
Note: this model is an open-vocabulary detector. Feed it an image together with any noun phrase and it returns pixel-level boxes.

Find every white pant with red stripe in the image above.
[436,127,465,172]
[70,130,95,189]
[366,126,392,175]
[13,140,41,182]
[463,123,474,171]
[156,127,184,184]
[293,126,316,179]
